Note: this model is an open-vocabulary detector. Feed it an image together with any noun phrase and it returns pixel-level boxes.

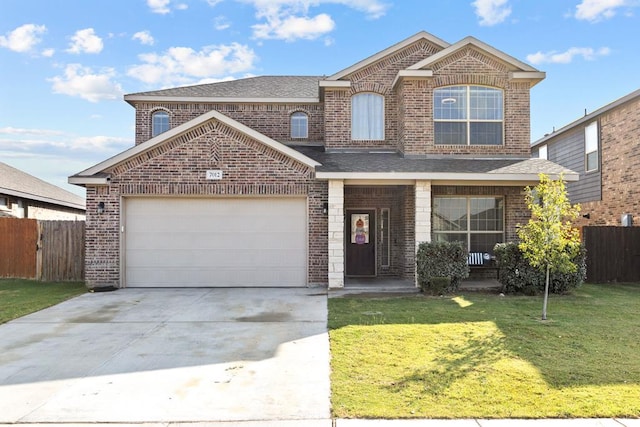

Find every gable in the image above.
[70,110,319,185]
[110,119,315,183]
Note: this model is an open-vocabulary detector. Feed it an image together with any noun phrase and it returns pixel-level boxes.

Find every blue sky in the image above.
[1,0,639,197]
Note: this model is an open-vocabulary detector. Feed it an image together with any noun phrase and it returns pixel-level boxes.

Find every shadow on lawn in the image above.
[329,284,640,389]
[385,333,506,395]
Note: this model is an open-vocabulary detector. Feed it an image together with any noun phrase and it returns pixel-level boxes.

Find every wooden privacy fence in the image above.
[0,218,85,281]
[582,226,640,283]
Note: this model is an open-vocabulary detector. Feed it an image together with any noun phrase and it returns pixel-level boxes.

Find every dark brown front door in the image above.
[346,209,376,276]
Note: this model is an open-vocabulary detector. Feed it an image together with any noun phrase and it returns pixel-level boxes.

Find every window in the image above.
[434,86,503,145]
[0,197,7,209]
[380,208,390,267]
[351,93,384,140]
[538,144,548,160]
[585,121,599,172]
[432,197,504,255]
[290,112,308,139]
[151,110,170,137]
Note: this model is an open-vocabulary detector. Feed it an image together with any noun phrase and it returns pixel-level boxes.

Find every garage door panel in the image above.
[124,197,307,287]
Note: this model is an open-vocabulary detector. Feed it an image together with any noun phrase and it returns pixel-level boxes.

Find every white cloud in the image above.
[207,0,224,6]
[214,16,232,30]
[472,0,512,26]
[67,28,103,54]
[252,13,335,41]
[127,43,257,86]
[148,0,171,14]
[526,47,611,65]
[147,0,189,13]
[0,23,47,53]
[240,0,388,41]
[575,0,628,21]
[0,127,65,136]
[41,48,55,57]
[133,30,155,45]
[48,64,124,102]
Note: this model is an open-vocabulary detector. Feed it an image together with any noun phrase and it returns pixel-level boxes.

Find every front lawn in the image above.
[0,279,86,324]
[329,283,640,419]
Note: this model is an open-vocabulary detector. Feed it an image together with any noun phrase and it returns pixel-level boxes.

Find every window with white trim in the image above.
[432,196,504,255]
[151,110,170,137]
[538,144,548,160]
[434,86,503,145]
[351,93,384,140]
[0,197,7,209]
[290,112,308,139]
[585,121,599,172]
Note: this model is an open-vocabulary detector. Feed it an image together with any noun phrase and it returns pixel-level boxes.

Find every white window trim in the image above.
[380,208,390,268]
[585,121,599,172]
[538,144,548,160]
[290,111,309,139]
[351,92,385,141]
[151,109,171,137]
[434,85,504,146]
[432,196,505,253]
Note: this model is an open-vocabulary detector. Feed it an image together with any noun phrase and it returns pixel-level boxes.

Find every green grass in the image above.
[0,278,87,324]
[329,283,640,419]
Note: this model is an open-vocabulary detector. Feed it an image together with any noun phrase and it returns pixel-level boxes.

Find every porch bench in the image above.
[467,252,500,280]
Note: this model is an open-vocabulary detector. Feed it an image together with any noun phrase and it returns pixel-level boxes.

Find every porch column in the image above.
[415,180,432,286]
[328,179,345,288]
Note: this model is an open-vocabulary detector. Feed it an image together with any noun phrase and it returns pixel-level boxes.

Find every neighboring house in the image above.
[69,31,576,289]
[531,88,640,227]
[0,162,85,220]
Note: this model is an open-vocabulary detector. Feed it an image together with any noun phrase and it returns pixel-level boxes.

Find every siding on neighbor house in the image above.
[540,125,602,204]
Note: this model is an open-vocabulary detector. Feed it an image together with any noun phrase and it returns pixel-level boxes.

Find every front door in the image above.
[346,209,376,276]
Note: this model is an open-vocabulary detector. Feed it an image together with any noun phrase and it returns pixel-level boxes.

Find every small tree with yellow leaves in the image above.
[518,173,581,320]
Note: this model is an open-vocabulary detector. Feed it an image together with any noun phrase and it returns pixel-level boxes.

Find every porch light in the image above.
[322,202,329,215]
[97,202,105,214]
[582,213,590,219]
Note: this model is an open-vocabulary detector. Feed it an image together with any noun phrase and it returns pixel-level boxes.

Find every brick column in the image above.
[415,180,432,286]
[328,180,345,288]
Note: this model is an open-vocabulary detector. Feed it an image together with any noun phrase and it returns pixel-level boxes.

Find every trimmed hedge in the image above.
[494,242,586,295]
[416,241,469,294]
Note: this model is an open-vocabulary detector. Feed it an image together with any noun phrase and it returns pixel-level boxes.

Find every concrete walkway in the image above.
[0,288,330,424]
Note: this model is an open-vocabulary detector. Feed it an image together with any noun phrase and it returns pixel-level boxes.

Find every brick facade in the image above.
[84,118,328,288]
[579,96,640,226]
[79,32,544,289]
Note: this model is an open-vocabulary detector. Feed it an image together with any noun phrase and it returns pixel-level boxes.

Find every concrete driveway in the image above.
[0,288,330,424]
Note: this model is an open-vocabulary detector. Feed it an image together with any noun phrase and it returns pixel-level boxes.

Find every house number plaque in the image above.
[206,170,223,180]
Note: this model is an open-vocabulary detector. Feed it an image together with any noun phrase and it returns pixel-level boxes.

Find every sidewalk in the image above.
[3,419,639,426]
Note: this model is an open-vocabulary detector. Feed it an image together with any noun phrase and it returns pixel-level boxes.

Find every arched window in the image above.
[434,86,503,145]
[290,112,308,139]
[351,93,384,140]
[151,110,170,137]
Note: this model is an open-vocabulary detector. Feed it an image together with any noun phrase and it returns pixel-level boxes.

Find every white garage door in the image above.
[124,197,307,287]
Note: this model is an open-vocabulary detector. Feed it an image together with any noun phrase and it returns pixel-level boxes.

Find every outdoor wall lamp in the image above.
[322,202,329,215]
[97,202,105,214]
[582,213,590,219]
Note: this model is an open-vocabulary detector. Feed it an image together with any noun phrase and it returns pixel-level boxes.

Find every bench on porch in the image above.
[467,252,500,280]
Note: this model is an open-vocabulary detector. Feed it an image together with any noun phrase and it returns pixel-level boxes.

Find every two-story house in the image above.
[69,31,576,290]
[532,88,640,227]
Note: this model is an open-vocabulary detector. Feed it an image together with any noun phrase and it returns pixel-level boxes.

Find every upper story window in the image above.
[434,85,503,146]
[290,112,308,139]
[538,144,548,160]
[151,110,170,137]
[585,121,599,172]
[351,93,384,140]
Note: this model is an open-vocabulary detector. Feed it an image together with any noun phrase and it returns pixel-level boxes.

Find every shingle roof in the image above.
[293,147,576,177]
[0,162,85,210]
[126,76,323,100]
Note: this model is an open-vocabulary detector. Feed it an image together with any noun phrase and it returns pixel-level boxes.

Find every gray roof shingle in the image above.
[293,147,576,176]
[126,76,323,99]
[0,162,85,210]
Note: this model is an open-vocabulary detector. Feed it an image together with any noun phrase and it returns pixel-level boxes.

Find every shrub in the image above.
[416,241,469,294]
[494,242,586,295]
